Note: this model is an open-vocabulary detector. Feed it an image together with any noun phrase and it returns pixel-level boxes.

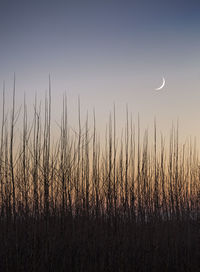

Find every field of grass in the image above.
[0,85,199,271]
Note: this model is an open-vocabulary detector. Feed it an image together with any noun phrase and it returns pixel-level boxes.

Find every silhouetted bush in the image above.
[0,84,199,271]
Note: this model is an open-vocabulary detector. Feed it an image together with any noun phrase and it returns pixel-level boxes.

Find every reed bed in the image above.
[0,84,199,271]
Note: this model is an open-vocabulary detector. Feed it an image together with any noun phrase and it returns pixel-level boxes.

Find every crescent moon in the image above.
[155,77,165,91]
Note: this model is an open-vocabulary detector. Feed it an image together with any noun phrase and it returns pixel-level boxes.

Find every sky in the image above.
[0,0,200,143]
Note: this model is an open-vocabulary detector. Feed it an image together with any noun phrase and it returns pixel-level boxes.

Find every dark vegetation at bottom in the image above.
[0,216,199,272]
[0,87,200,271]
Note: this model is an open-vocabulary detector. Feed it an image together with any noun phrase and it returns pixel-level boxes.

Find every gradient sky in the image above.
[1,0,200,143]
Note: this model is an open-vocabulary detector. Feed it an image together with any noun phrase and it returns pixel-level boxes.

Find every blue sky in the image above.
[0,0,200,141]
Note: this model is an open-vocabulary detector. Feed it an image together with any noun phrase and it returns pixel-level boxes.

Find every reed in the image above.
[0,84,199,271]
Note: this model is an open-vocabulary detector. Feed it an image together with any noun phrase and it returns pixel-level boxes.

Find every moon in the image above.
[155,77,165,91]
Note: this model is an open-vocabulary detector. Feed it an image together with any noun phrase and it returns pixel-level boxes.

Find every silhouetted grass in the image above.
[0,82,199,271]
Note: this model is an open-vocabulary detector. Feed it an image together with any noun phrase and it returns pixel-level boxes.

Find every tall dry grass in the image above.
[0,83,199,271]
